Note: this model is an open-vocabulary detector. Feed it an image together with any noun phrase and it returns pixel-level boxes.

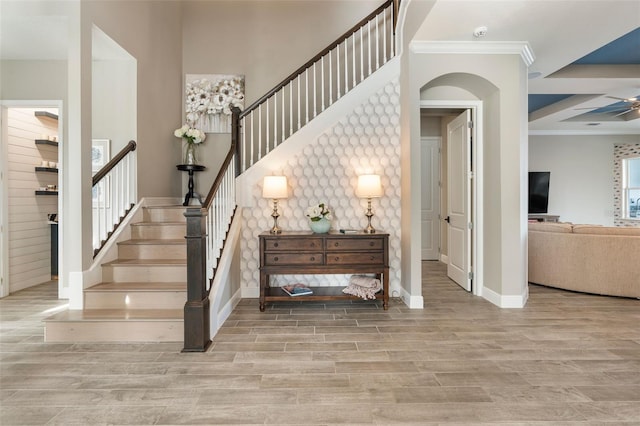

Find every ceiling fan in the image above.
[575,96,640,117]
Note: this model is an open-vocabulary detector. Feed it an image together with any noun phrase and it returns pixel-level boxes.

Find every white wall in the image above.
[528,135,631,226]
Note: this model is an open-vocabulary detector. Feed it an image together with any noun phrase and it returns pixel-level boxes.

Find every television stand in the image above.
[528,214,560,222]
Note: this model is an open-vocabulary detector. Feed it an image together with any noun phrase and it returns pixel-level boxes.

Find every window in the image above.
[623,157,640,219]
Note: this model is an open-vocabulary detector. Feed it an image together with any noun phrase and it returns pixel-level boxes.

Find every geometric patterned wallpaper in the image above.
[613,142,640,227]
[240,78,402,294]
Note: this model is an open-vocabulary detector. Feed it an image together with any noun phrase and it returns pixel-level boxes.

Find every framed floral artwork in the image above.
[91,139,111,173]
[184,74,245,133]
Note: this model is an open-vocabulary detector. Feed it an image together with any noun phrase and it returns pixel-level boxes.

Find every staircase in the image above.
[44,206,187,342]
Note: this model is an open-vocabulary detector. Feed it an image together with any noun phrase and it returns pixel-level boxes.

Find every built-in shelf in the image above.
[34,111,58,120]
[35,167,59,173]
[35,190,58,196]
[35,139,59,147]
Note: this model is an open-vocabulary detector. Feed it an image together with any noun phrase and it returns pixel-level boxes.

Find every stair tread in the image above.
[103,259,187,266]
[87,282,186,291]
[45,309,183,322]
[118,239,185,245]
[131,222,185,226]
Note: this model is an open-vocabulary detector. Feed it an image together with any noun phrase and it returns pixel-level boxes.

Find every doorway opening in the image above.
[1,104,62,298]
[419,102,483,298]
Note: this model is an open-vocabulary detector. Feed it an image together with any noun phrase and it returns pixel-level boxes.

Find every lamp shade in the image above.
[356,174,383,198]
[262,176,288,199]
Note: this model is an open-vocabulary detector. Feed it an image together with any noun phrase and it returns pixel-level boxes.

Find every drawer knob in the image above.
[310,257,315,261]
[369,242,374,246]
[274,243,279,247]
[370,256,374,260]
[310,243,315,247]
[335,257,339,261]
[335,242,339,247]
[274,257,279,261]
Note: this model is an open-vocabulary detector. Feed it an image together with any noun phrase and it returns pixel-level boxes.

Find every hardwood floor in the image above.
[1,261,639,425]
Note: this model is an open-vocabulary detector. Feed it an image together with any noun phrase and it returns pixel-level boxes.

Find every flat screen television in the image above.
[528,172,550,214]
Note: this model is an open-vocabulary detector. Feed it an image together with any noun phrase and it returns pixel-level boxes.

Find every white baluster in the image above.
[313,62,317,117]
[329,50,333,105]
[367,20,372,76]
[352,33,356,87]
[321,57,325,112]
[258,104,262,160]
[297,76,301,129]
[336,44,341,99]
[375,12,380,70]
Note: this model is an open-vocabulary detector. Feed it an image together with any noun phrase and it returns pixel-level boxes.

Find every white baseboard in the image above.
[242,286,260,299]
[216,287,242,334]
[399,286,424,309]
[483,285,528,308]
[440,254,449,264]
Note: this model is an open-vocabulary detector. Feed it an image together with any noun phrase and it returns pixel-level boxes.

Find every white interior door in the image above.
[421,137,440,260]
[446,110,472,291]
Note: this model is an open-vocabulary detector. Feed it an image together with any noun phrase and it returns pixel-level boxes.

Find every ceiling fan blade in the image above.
[613,108,633,117]
[606,96,637,103]
[574,106,629,111]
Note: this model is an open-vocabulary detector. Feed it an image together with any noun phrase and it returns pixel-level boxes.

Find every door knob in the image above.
[444,216,450,223]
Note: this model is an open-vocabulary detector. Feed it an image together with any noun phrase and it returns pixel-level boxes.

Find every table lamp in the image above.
[262,176,288,234]
[356,174,383,234]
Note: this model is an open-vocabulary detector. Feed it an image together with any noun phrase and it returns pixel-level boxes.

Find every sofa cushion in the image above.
[528,221,573,233]
[573,225,640,236]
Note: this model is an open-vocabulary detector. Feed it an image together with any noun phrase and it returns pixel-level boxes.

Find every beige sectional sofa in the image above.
[528,221,640,298]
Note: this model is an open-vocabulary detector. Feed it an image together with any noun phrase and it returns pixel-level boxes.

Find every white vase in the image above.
[309,217,331,233]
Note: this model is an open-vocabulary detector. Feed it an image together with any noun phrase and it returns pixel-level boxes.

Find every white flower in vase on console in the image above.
[174,124,206,165]
[305,203,332,233]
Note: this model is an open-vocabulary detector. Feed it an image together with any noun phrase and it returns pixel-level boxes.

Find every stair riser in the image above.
[103,265,187,282]
[84,291,187,309]
[45,320,183,342]
[131,225,185,240]
[143,208,187,223]
[118,244,186,260]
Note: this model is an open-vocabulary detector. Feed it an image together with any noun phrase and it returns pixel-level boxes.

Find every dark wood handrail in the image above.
[202,107,241,209]
[92,140,137,185]
[239,0,394,119]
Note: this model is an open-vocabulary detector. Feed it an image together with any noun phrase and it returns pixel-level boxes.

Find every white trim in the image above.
[530,129,640,136]
[216,288,241,336]
[209,210,243,337]
[399,285,424,308]
[410,41,535,67]
[440,253,449,264]
[420,100,484,299]
[483,285,528,308]
[242,286,259,299]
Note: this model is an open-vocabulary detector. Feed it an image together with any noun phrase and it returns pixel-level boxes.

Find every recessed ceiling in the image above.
[528,27,640,127]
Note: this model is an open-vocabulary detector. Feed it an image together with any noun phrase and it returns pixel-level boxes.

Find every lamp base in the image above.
[270,200,282,234]
[363,198,376,234]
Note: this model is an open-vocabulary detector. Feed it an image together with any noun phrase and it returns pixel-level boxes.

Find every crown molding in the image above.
[409,41,535,67]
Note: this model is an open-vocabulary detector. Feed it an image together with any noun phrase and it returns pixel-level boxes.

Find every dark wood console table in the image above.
[259,231,389,311]
[176,164,206,206]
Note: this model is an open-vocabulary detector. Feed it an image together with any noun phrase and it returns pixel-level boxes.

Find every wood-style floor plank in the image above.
[1,261,639,425]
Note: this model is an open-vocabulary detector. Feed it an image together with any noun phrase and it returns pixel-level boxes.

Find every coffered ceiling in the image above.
[2,0,639,135]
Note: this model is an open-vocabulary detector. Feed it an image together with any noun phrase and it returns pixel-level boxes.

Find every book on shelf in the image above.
[281,284,313,296]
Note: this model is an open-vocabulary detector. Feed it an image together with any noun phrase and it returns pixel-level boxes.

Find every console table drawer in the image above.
[326,252,384,265]
[263,238,323,251]
[326,238,383,251]
[264,252,324,266]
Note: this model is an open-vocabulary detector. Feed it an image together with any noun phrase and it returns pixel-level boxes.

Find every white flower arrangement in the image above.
[174,124,206,144]
[185,76,245,126]
[305,203,332,222]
